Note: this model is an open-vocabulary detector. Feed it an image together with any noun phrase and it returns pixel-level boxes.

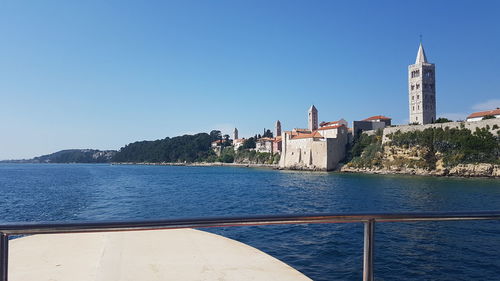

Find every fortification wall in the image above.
[363,118,500,143]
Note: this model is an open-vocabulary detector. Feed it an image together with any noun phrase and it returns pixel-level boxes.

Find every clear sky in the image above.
[1,0,499,160]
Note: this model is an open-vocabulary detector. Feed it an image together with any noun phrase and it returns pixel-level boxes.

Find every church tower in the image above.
[275,120,282,137]
[233,128,238,140]
[308,105,318,131]
[409,42,436,124]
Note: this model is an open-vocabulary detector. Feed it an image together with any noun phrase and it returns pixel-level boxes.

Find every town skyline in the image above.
[1,0,500,160]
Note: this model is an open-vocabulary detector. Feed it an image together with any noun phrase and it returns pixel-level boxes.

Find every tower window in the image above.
[417,95,419,99]
[416,84,420,89]
[411,85,415,90]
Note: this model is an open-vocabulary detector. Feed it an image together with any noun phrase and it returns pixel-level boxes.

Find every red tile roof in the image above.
[320,121,339,127]
[363,115,391,121]
[290,131,324,140]
[467,108,500,119]
[317,124,344,131]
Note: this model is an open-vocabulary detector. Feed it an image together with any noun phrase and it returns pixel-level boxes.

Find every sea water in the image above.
[0,163,499,280]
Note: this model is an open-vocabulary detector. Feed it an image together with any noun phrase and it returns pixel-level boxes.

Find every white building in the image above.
[466,108,500,122]
[255,138,274,153]
[233,138,245,151]
[279,106,348,171]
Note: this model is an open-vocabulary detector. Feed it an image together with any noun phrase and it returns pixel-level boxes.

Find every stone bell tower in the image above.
[308,105,318,131]
[275,120,282,137]
[409,42,436,124]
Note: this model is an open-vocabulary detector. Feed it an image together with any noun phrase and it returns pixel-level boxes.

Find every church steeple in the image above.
[409,42,436,125]
[308,105,318,131]
[415,43,428,64]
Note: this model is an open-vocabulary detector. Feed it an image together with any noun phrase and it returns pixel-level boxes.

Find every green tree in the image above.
[210,130,222,141]
[263,129,273,138]
[434,117,453,123]
[242,137,256,149]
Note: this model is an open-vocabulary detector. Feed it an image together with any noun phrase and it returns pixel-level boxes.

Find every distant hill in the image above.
[112,133,213,163]
[1,149,117,163]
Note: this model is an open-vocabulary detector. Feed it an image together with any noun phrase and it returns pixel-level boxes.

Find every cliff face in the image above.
[344,121,500,178]
[342,145,500,177]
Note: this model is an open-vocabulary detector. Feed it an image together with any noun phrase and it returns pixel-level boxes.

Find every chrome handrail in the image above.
[1,211,500,281]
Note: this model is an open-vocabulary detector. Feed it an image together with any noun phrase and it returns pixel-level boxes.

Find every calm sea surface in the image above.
[1,163,499,280]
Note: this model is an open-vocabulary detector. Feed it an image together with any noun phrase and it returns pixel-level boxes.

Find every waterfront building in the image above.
[409,42,436,124]
[255,137,274,153]
[466,108,500,122]
[280,106,348,171]
[233,138,246,151]
[352,115,392,138]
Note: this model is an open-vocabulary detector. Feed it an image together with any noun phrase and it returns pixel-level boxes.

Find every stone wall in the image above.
[363,118,500,143]
[279,129,348,171]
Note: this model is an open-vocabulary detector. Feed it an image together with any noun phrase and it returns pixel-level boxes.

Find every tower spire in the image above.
[415,42,427,64]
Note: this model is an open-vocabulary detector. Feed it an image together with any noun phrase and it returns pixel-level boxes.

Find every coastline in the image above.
[8,161,499,179]
[112,162,279,169]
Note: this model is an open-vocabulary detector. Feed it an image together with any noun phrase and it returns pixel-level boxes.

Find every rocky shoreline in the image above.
[340,163,500,178]
[113,162,500,178]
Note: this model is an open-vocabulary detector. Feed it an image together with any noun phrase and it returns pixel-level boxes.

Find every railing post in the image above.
[363,219,375,281]
[0,233,8,281]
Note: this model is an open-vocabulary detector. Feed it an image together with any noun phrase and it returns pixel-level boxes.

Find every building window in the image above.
[417,95,419,99]
[418,105,420,110]
[416,84,420,89]
[411,85,415,90]
[412,96,414,100]
[412,106,414,111]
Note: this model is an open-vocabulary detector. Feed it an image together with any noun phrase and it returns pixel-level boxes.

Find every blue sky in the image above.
[1,0,499,159]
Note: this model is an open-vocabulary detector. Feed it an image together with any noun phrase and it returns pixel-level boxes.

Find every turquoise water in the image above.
[1,163,499,280]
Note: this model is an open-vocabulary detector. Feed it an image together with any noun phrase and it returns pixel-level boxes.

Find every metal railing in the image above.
[1,211,500,281]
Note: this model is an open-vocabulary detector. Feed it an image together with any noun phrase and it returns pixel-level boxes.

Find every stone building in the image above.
[279,106,348,171]
[352,115,392,138]
[409,43,436,124]
[319,119,348,128]
[255,137,274,153]
[233,128,239,140]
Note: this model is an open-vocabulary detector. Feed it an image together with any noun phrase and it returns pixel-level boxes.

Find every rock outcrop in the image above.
[341,163,500,178]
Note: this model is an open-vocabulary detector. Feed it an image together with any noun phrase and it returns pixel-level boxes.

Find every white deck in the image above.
[9,228,312,281]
